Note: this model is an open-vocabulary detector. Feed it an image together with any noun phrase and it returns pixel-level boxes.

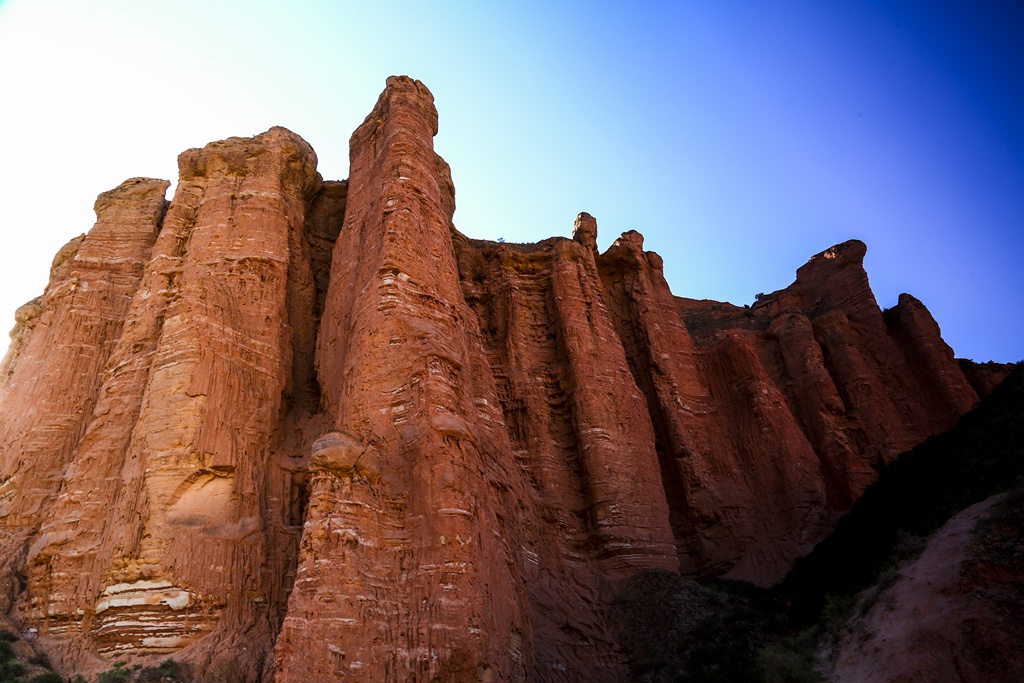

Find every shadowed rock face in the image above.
[0,76,978,681]
[677,240,977,517]
[958,358,1018,399]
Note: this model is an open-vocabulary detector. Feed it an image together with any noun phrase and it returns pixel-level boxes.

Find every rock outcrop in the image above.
[1,131,324,678]
[677,240,978,515]
[958,358,1018,398]
[0,76,980,681]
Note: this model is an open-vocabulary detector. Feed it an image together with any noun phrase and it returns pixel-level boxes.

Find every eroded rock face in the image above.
[679,241,978,509]
[0,131,327,679]
[0,76,980,681]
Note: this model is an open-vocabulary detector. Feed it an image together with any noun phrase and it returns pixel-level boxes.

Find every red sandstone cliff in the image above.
[0,76,980,682]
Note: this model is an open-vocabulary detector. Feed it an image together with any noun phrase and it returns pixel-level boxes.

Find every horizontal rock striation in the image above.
[0,76,979,681]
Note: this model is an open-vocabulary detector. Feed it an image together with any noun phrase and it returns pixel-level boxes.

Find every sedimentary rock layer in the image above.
[0,76,979,682]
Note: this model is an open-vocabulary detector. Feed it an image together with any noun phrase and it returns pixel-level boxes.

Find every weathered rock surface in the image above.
[0,76,982,681]
[679,240,978,515]
[1,131,326,679]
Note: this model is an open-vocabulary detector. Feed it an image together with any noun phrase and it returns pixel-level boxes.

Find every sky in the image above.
[0,0,1021,362]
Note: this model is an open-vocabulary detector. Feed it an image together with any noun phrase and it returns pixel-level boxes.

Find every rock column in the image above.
[278,77,530,682]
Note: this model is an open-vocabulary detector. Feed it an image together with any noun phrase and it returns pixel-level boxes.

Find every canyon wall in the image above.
[0,76,978,682]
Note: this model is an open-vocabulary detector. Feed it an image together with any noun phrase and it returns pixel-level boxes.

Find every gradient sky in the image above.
[0,0,1021,362]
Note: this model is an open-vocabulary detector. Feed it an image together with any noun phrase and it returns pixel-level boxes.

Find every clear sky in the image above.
[0,0,1020,362]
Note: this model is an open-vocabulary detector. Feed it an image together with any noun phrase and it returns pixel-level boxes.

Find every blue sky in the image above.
[0,0,1020,362]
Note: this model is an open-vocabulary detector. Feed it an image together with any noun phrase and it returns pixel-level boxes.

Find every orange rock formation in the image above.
[0,76,978,681]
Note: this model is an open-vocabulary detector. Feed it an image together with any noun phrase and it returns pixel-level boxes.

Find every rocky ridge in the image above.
[0,76,980,681]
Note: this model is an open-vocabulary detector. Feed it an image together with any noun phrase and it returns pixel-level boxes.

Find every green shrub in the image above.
[821,593,855,642]
[756,626,821,682]
[890,530,924,560]
[31,673,65,683]
[28,652,51,669]
[757,641,820,683]
[0,658,27,681]
[159,659,181,676]
[138,657,187,682]
[97,661,131,683]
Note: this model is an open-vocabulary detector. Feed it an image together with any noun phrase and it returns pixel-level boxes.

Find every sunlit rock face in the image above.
[0,76,977,681]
